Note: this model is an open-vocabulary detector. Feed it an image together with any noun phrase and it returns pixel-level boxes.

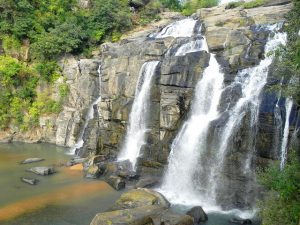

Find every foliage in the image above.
[257,151,300,225]
[182,0,218,16]
[271,0,300,105]
[160,0,182,11]
[225,1,243,9]
[243,0,265,9]
[35,61,61,82]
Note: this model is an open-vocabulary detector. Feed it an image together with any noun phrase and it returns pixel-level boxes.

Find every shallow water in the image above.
[0,143,122,225]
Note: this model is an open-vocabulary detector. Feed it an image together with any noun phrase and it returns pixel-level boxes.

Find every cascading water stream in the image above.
[69,65,102,155]
[159,37,224,207]
[118,61,160,169]
[207,26,287,202]
[150,18,197,39]
[118,18,199,169]
[280,98,293,170]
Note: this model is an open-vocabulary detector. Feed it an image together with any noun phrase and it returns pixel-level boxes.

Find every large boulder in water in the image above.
[186,206,208,223]
[110,188,170,210]
[90,205,165,225]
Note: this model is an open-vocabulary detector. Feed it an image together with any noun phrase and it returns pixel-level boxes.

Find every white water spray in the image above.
[150,18,197,39]
[208,26,287,201]
[118,61,160,169]
[159,37,224,206]
[280,98,293,170]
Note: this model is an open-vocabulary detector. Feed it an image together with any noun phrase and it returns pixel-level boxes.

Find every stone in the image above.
[106,175,126,191]
[135,176,160,188]
[21,177,39,185]
[230,218,252,224]
[153,210,194,225]
[85,165,103,179]
[186,206,208,223]
[20,158,45,164]
[90,205,166,225]
[111,188,170,211]
[28,167,55,176]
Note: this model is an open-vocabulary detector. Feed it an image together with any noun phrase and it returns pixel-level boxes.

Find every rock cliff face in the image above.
[0,0,298,207]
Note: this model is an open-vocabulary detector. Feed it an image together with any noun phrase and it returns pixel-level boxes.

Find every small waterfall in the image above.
[69,65,102,155]
[159,37,224,206]
[208,26,287,203]
[118,61,160,169]
[280,98,293,170]
[150,18,197,39]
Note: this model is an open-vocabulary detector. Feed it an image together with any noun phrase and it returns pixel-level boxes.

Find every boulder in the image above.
[186,206,208,223]
[85,165,103,179]
[20,158,44,164]
[90,205,166,225]
[111,188,170,210]
[153,209,194,225]
[28,167,55,176]
[107,175,126,191]
[21,177,39,185]
[135,176,160,188]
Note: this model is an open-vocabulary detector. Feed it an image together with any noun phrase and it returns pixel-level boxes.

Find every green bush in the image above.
[258,151,300,225]
[243,0,265,9]
[225,1,243,9]
[182,0,218,16]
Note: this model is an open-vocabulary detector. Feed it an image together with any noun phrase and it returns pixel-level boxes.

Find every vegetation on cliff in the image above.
[0,0,180,130]
[258,150,300,225]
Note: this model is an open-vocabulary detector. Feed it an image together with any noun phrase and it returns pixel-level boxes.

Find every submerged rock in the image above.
[107,175,126,191]
[21,177,39,185]
[153,209,194,225]
[20,158,44,164]
[28,166,55,176]
[230,218,252,224]
[186,206,208,223]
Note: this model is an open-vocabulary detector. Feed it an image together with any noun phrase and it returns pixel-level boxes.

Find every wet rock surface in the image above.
[90,188,193,225]
[28,167,55,176]
[20,158,45,164]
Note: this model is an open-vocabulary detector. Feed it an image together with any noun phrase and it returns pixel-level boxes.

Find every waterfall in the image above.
[175,39,207,56]
[69,65,102,155]
[150,18,197,39]
[159,24,287,211]
[118,61,160,169]
[159,37,224,206]
[208,26,287,203]
[280,98,293,170]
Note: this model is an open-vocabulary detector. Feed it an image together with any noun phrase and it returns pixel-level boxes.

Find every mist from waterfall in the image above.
[280,98,293,169]
[118,61,160,169]
[69,65,102,155]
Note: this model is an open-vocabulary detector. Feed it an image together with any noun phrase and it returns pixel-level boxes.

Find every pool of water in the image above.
[0,143,123,225]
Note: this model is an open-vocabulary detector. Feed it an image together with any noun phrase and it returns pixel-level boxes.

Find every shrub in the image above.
[243,0,265,9]
[258,151,300,225]
[225,1,243,9]
[182,0,218,16]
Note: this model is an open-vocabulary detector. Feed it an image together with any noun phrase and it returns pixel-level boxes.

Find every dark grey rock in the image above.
[107,175,126,190]
[186,206,208,223]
